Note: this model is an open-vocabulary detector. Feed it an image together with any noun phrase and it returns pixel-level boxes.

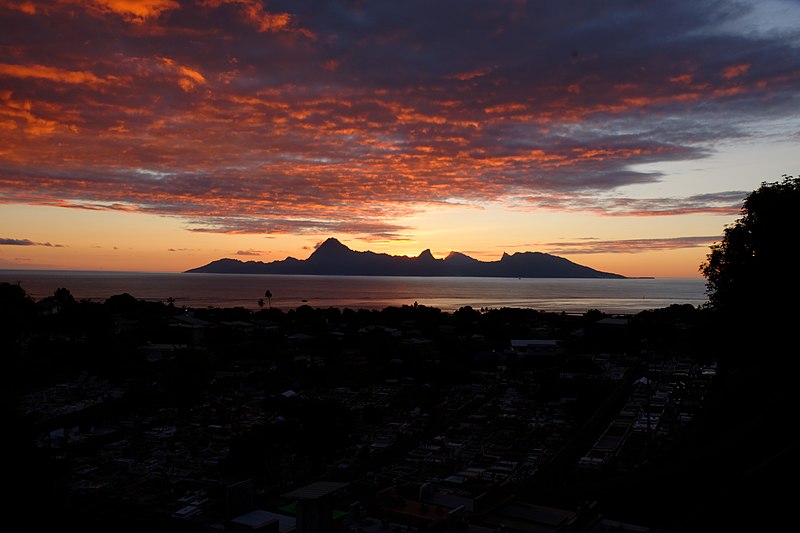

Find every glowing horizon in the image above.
[2,1,799,278]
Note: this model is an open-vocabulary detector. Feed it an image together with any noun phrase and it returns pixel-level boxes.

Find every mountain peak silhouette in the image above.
[445,251,479,264]
[314,237,350,253]
[186,237,625,278]
[417,249,436,261]
[306,237,355,267]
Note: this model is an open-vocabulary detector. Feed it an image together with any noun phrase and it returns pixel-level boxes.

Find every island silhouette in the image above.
[186,237,626,278]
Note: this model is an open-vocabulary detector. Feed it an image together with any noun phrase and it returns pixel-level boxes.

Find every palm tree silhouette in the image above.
[264,289,272,309]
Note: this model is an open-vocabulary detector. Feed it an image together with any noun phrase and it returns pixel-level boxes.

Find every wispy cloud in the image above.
[0,63,113,87]
[235,249,263,256]
[536,236,722,255]
[516,191,747,216]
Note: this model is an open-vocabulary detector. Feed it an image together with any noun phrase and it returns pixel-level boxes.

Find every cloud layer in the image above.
[1,1,798,237]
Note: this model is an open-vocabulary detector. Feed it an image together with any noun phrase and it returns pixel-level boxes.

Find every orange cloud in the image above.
[484,102,528,114]
[723,63,750,79]
[669,73,693,84]
[0,63,111,87]
[1,0,183,29]
[0,1,36,14]
[200,0,294,32]
[155,56,207,91]
[85,0,180,23]
[0,94,77,135]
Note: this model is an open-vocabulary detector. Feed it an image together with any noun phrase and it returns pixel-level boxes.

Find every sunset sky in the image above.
[1,1,798,278]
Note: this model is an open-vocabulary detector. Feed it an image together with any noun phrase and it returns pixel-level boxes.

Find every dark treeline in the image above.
[1,282,718,390]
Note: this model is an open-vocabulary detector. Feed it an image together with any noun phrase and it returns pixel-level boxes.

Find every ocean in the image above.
[1,270,709,315]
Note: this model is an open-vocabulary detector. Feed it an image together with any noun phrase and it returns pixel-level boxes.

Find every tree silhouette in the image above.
[700,174,799,364]
[257,298,265,310]
[53,287,76,306]
[0,282,36,348]
[701,175,799,314]
[695,175,800,529]
[264,289,272,309]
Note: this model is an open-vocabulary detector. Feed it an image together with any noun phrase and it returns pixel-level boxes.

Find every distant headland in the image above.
[185,237,626,279]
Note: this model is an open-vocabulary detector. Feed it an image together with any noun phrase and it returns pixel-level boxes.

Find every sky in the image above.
[1,0,798,278]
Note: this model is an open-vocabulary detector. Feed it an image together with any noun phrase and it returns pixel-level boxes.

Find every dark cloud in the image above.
[235,249,263,256]
[0,237,64,247]
[1,238,37,246]
[0,1,798,234]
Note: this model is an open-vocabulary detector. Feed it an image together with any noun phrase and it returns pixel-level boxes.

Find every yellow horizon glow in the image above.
[1,203,727,278]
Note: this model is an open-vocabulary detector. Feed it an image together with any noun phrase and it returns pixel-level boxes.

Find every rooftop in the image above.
[283,481,349,500]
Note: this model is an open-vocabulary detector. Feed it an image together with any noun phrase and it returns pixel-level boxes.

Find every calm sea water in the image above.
[1,270,708,315]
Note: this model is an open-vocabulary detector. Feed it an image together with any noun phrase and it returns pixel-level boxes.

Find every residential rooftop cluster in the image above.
[3,285,719,532]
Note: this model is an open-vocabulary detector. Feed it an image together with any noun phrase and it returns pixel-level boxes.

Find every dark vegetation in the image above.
[688,174,800,531]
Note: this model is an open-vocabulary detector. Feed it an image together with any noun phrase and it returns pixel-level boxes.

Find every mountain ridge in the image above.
[185,237,626,278]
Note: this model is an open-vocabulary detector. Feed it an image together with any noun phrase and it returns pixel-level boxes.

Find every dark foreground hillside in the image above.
[1,282,793,532]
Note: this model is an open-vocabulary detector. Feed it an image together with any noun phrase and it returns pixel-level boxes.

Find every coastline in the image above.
[1,270,707,314]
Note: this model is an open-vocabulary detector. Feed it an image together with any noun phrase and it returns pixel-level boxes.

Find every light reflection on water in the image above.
[1,271,708,314]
